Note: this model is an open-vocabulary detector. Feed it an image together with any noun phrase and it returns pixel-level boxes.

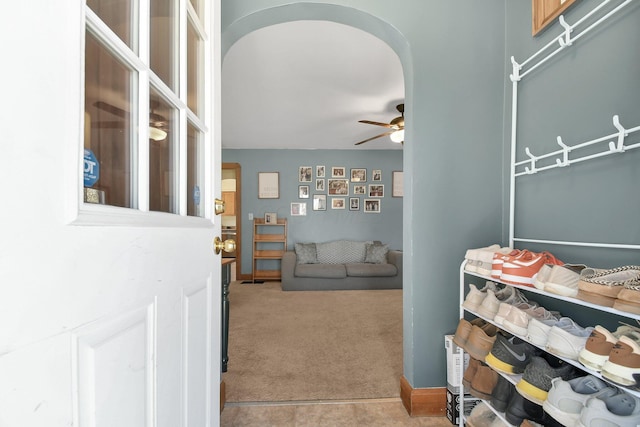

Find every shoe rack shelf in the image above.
[457,261,640,427]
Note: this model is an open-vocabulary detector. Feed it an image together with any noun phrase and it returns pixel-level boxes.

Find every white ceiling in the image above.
[221,20,405,150]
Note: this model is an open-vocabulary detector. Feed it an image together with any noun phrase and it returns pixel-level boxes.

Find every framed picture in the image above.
[532,0,579,36]
[392,171,404,197]
[372,169,382,181]
[291,202,307,216]
[331,197,346,209]
[350,168,366,182]
[328,179,349,195]
[331,166,346,177]
[364,198,380,213]
[368,184,384,198]
[258,172,279,199]
[316,165,325,178]
[264,212,277,224]
[298,185,310,198]
[299,166,312,182]
[315,179,325,191]
[353,184,366,195]
[349,197,360,211]
[313,194,326,211]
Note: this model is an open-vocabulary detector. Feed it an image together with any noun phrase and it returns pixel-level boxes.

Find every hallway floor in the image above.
[221,398,452,426]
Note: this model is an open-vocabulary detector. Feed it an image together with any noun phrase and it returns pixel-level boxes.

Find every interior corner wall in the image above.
[222,149,403,276]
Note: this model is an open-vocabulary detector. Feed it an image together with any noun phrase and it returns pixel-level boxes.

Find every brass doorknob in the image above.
[214,236,236,254]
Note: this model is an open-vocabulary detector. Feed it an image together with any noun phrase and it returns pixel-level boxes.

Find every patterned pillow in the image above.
[295,243,317,264]
[365,243,389,264]
[316,240,371,264]
[316,240,345,264]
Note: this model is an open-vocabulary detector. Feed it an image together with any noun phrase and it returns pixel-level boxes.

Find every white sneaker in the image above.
[540,264,587,297]
[494,300,537,327]
[465,244,500,273]
[546,317,594,360]
[579,391,640,427]
[463,281,498,312]
[527,313,560,347]
[579,324,640,372]
[503,305,556,337]
[543,375,617,427]
[477,286,520,319]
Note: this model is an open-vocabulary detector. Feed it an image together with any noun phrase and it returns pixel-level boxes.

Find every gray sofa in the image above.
[280,240,402,291]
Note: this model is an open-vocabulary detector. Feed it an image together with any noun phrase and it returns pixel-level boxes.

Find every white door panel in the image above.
[0,1,222,426]
[74,303,155,427]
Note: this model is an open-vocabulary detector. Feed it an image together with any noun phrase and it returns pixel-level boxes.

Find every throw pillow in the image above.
[365,243,389,264]
[315,240,344,264]
[295,243,317,264]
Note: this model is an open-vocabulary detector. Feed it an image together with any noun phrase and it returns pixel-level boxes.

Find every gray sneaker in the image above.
[515,354,579,405]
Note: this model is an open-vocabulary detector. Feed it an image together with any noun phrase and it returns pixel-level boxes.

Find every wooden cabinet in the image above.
[252,218,287,282]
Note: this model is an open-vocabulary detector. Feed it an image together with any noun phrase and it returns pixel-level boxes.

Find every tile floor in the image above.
[221,398,453,426]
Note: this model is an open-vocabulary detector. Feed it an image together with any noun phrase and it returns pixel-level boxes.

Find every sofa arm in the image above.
[281,251,297,289]
[387,250,403,277]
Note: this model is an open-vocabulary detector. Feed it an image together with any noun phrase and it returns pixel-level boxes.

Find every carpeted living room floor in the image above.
[222,281,403,403]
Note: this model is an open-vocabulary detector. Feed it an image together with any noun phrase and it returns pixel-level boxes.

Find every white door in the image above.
[0,1,222,426]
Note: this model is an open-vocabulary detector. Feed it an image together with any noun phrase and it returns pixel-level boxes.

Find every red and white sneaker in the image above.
[501,251,563,287]
[491,249,522,279]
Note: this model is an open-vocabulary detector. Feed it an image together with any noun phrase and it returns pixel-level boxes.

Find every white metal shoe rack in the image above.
[458,1,640,426]
[458,263,640,427]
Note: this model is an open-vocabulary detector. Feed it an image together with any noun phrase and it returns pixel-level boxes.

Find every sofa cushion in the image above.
[295,242,317,264]
[364,243,389,264]
[345,263,398,277]
[295,263,347,278]
[316,240,371,264]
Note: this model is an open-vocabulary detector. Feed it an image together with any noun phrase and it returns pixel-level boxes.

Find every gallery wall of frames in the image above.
[259,165,403,216]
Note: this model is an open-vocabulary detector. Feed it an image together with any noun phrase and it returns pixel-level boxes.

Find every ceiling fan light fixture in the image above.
[149,126,167,141]
[390,129,404,143]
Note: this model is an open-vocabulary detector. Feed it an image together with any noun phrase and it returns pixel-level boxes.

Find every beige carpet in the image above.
[224,281,403,402]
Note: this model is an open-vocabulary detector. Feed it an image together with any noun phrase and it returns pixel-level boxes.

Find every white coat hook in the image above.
[524,147,537,174]
[612,115,626,152]
[510,56,521,82]
[558,16,573,47]
[555,136,571,167]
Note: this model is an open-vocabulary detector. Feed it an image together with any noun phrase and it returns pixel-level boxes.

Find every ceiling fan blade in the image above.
[354,130,395,145]
[358,120,394,128]
[94,101,128,118]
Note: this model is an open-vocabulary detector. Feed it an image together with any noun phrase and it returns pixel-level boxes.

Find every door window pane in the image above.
[87,0,136,52]
[187,20,201,116]
[151,0,176,91]
[85,31,134,208]
[187,124,204,217]
[149,89,177,214]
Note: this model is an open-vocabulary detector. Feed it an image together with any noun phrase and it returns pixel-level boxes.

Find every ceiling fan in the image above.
[355,103,404,145]
[92,100,169,141]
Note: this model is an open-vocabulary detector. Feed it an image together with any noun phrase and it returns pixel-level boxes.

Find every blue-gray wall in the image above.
[222,0,506,391]
[221,0,639,392]
[222,149,403,275]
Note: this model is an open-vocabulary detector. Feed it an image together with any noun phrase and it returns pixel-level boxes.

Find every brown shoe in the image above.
[463,356,481,388]
[453,318,486,349]
[466,323,499,361]
[470,364,498,400]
